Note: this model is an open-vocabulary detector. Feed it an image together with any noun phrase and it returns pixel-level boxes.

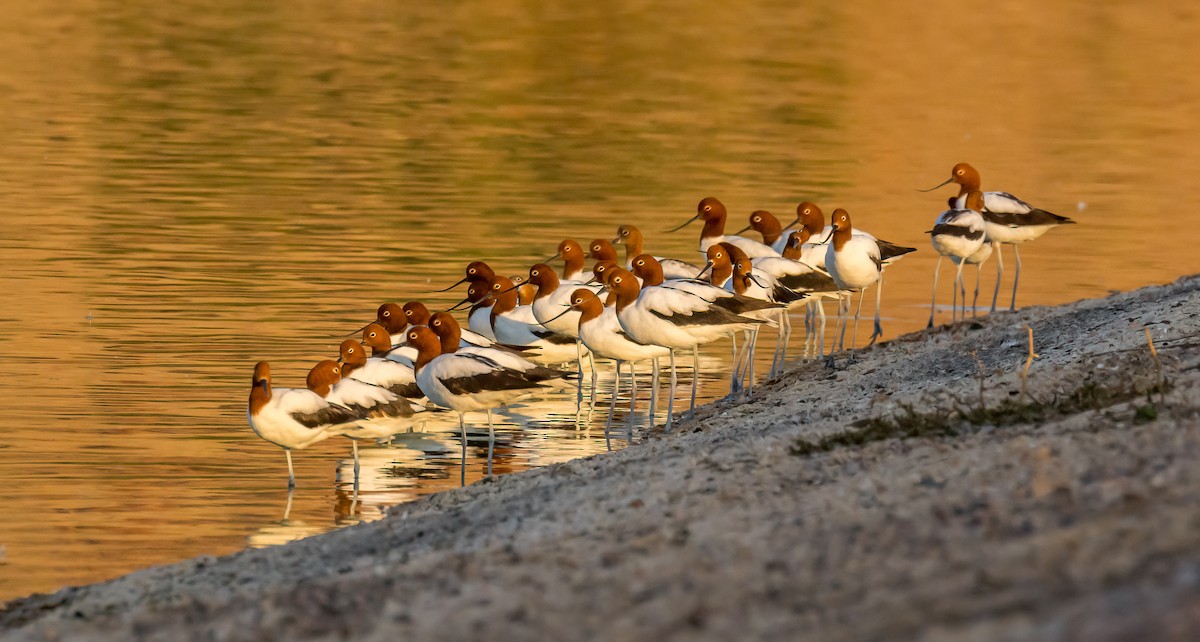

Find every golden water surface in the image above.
[1,0,1198,602]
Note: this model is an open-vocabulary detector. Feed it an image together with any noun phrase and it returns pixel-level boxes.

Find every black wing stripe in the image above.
[982,209,1074,227]
[928,224,985,241]
[291,404,358,428]
[876,241,917,262]
[779,272,839,293]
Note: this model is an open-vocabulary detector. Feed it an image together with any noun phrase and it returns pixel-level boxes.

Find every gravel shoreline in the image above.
[4,276,1200,641]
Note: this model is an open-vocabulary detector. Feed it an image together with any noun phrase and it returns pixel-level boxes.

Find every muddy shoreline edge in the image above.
[4,275,1200,641]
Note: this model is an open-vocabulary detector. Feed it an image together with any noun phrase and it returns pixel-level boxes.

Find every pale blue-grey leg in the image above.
[929,255,942,328]
[1010,245,1021,311]
[688,344,700,417]
[626,360,638,441]
[650,357,660,428]
[869,276,884,347]
[458,413,467,487]
[665,350,676,431]
[605,360,620,451]
[486,409,495,478]
[990,241,1003,313]
[285,450,296,490]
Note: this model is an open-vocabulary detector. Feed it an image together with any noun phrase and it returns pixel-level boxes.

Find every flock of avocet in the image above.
[247,163,1075,488]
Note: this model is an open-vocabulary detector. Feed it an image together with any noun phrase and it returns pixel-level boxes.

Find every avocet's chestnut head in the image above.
[567,288,601,310]
[630,254,664,286]
[305,360,343,398]
[782,231,803,260]
[403,301,432,325]
[705,244,733,270]
[527,263,559,293]
[614,224,644,258]
[338,339,367,373]
[361,322,393,354]
[252,361,271,386]
[672,198,724,236]
[437,261,494,292]
[614,224,640,245]
[607,268,641,310]
[403,325,442,369]
[951,163,981,189]
[830,208,854,249]
[466,261,494,282]
[591,260,620,284]
[376,303,406,333]
[697,197,727,221]
[922,162,982,194]
[589,239,618,262]
[552,239,586,278]
[701,244,734,284]
[794,202,825,238]
[733,256,754,278]
[466,282,490,304]
[249,361,273,412]
[830,208,852,231]
[428,312,462,354]
[567,289,604,321]
[557,239,583,259]
[490,276,520,313]
[738,210,783,243]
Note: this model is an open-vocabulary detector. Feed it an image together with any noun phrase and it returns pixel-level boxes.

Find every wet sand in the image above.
[4,275,1200,641]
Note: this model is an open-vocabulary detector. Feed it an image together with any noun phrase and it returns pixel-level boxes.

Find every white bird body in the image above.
[579,305,670,362]
[955,191,1068,244]
[468,304,496,341]
[826,235,882,292]
[530,278,602,337]
[930,207,987,259]
[618,279,760,349]
[416,352,543,414]
[345,356,421,399]
[700,234,781,259]
[248,386,352,451]
[953,242,993,265]
[627,256,702,281]
[750,256,840,297]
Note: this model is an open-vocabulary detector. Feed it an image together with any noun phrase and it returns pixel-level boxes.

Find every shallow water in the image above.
[1,0,1198,602]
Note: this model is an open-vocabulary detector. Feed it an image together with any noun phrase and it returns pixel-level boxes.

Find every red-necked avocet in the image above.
[921,162,1075,312]
[248,361,358,489]
[927,191,987,327]
[544,239,588,282]
[670,197,782,258]
[824,209,916,362]
[404,326,567,483]
[613,224,701,280]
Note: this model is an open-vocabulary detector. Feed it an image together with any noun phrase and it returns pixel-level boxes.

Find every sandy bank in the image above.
[4,276,1200,641]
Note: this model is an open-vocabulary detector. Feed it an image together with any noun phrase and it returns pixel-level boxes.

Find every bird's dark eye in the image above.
[369,332,377,338]
[614,277,622,283]
[347,347,354,353]
[753,217,760,222]
[531,270,539,276]
[956,169,964,176]
[468,268,476,274]
[382,310,390,317]
[703,205,712,212]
